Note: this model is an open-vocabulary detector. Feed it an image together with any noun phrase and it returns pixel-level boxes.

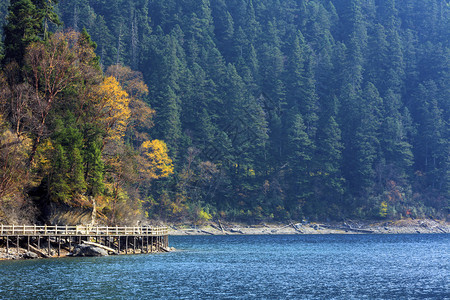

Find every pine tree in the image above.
[211,0,234,61]
[154,85,181,156]
[243,0,259,43]
[355,83,383,194]
[0,0,7,60]
[83,125,104,196]
[2,0,61,66]
[379,90,413,186]
[413,81,447,191]
[49,144,71,202]
[341,0,367,90]
[365,24,388,90]
[3,0,41,66]
[32,0,60,39]
[50,116,87,202]
[314,115,344,202]
[287,113,314,214]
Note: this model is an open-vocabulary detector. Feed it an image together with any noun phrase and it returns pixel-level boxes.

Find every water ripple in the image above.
[0,234,448,299]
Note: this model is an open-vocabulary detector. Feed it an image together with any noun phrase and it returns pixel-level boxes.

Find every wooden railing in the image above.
[0,225,168,236]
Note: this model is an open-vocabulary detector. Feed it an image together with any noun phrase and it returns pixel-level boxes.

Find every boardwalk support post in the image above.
[1,225,169,258]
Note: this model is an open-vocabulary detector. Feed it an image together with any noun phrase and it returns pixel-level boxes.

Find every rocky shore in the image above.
[1,219,447,261]
[0,240,173,261]
[168,219,450,236]
[0,248,40,261]
[0,244,173,261]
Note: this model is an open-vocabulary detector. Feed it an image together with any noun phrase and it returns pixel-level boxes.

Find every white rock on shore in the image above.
[168,219,450,236]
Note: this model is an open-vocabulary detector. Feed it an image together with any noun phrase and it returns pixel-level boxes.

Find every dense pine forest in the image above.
[0,0,448,225]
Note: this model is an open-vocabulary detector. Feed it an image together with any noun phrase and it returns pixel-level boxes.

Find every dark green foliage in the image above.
[47,114,106,204]
[0,0,9,50]
[2,0,60,67]
[287,114,314,213]
[50,144,71,202]
[3,0,41,66]
[50,116,87,202]
[83,125,105,197]
[5,0,446,221]
[314,115,344,198]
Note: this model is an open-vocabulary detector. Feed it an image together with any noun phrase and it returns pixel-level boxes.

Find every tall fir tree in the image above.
[3,0,41,66]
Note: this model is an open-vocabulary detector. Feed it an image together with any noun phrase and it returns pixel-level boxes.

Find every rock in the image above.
[23,252,39,259]
[71,244,108,257]
[293,223,302,230]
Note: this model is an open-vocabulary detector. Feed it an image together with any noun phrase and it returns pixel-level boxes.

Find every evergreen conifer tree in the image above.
[3,0,41,66]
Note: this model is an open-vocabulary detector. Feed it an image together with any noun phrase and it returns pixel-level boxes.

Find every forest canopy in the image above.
[0,1,173,225]
[0,0,448,224]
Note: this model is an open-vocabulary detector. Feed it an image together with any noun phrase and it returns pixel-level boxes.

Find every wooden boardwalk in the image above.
[0,225,169,258]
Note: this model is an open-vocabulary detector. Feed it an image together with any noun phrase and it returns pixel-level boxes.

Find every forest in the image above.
[0,0,448,225]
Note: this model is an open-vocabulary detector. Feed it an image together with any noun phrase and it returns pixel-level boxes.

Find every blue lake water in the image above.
[0,234,449,299]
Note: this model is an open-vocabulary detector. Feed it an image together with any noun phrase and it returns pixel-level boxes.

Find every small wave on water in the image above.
[0,234,448,299]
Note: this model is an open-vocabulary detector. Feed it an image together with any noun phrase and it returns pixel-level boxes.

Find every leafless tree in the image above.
[24,30,100,164]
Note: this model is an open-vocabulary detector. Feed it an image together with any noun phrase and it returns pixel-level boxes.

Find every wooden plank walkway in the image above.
[0,225,168,237]
[0,225,169,258]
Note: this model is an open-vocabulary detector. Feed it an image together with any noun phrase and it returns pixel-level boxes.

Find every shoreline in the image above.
[1,218,448,261]
[0,246,171,261]
[168,218,450,236]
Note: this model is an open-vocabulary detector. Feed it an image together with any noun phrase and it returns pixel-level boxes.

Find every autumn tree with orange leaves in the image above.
[0,30,173,225]
[105,65,154,145]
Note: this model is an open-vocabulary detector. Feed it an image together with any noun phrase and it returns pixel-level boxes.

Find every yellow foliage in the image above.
[104,65,154,143]
[140,139,174,180]
[198,209,212,222]
[0,114,31,200]
[93,76,131,141]
[33,139,54,172]
[106,65,149,98]
[379,201,388,218]
[171,202,183,214]
[128,98,155,141]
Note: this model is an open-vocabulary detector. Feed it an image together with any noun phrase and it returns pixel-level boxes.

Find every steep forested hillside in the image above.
[0,0,174,225]
[1,0,449,223]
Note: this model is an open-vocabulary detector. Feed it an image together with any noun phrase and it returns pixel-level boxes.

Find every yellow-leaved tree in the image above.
[106,65,154,145]
[92,76,131,141]
[139,139,174,180]
[86,69,174,224]
[106,65,149,99]
[0,113,33,223]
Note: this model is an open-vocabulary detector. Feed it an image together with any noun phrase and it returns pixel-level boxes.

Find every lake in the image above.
[0,234,448,299]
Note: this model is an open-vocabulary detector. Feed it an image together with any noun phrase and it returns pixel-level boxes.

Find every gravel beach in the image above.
[168,219,450,236]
